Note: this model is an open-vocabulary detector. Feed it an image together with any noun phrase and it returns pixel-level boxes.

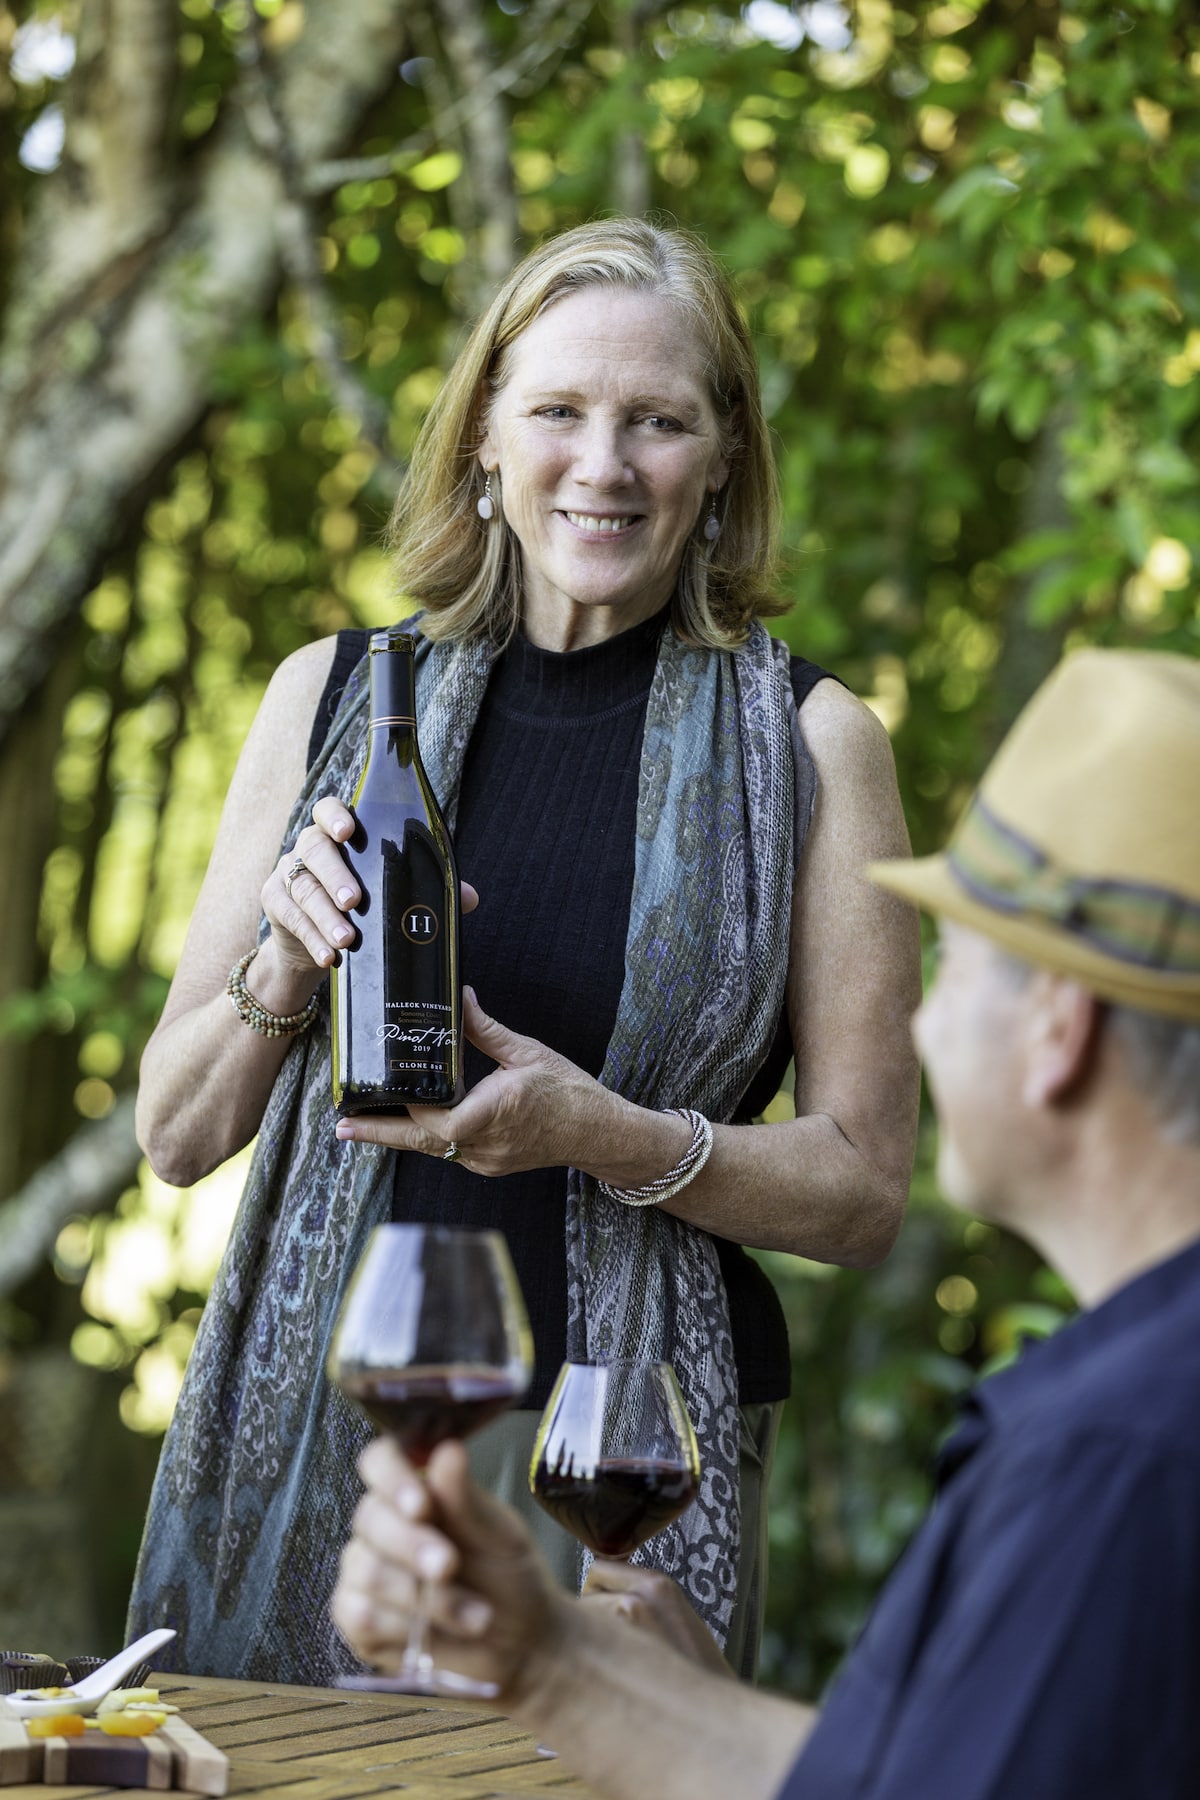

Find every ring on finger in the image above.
[442,1140,461,1163]
[284,855,307,902]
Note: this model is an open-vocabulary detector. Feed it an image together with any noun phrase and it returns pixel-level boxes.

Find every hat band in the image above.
[947,795,1200,976]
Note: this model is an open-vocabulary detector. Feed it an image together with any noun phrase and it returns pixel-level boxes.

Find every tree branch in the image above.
[0,0,411,750]
[231,5,402,477]
[71,0,179,249]
[407,0,487,319]
[304,0,594,196]
[431,0,519,308]
[0,1095,140,1297]
[5,0,181,336]
[613,25,651,216]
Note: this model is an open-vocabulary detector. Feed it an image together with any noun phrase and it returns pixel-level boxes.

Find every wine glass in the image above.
[328,1223,533,1696]
[529,1360,701,1562]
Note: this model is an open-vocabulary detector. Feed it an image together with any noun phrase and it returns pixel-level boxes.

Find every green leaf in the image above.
[1114,494,1155,563]
[931,164,1020,229]
[1005,375,1053,440]
[1026,562,1086,625]
[1004,528,1082,573]
[1135,442,1200,491]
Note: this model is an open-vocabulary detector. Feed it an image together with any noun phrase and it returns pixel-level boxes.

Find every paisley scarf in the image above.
[127,618,813,1679]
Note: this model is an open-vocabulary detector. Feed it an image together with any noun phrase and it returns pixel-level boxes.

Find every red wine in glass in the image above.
[328,1224,533,1697]
[529,1361,701,1560]
[338,1367,524,1466]
[525,1360,701,1761]
[532,1455,699,1559]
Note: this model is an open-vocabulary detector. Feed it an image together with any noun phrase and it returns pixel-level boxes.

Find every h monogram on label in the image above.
[402,906,440,943]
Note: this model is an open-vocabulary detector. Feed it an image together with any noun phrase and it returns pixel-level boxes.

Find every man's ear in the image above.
[1022,975,1104,1108]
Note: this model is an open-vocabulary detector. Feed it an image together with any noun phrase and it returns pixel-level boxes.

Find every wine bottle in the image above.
[331,630,463,1113]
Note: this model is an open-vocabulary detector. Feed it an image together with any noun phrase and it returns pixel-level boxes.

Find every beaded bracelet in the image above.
[227,946,321,1039]
[598,1108,714,1208]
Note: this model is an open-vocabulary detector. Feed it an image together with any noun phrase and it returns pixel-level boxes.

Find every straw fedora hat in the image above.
[869,648,1200,1021]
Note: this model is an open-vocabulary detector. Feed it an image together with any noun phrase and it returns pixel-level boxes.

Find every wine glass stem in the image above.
[401,1576,435,1677]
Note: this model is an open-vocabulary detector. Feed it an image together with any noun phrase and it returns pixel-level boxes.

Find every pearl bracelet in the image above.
[227,946,321,1039]
[598,1108,714,1208]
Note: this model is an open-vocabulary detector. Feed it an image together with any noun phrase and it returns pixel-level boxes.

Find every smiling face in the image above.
[477,287,730,650]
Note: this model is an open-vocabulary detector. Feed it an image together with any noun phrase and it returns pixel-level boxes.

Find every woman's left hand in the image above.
[334,988,616,1173]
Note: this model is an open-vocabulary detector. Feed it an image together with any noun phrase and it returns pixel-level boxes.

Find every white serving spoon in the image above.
[2,1627,177,1719]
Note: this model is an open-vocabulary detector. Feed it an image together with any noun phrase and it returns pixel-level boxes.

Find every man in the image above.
[332,648,1200,1799]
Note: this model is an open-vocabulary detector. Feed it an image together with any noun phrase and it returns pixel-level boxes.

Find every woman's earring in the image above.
[477,472,496,521]
[703,492,721,542]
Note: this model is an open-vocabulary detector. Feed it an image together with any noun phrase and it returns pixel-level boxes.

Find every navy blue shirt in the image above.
[777,1235,1200,1799]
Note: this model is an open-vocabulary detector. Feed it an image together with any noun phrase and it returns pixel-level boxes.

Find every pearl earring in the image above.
[703,493,721,542]
[477,472,496,521]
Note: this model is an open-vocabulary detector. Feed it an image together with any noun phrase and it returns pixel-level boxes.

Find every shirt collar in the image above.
[936,1232,1200,1484]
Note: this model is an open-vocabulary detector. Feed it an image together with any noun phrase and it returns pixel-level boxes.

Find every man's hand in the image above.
[331,1435,566,1704]
[582,1561,734,1677]
[332,1437,816,1800]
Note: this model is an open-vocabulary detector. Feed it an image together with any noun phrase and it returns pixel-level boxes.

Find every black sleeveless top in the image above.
[309,615,834,1408]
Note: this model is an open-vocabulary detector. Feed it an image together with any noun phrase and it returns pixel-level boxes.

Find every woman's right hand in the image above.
[263,795,361,975]
[263,794,481,977]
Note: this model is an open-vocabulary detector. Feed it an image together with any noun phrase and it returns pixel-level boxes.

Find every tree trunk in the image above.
[987,415,1072,746]
[0,0,412,750]
[432,0,519,312]
[0,652,78,1200]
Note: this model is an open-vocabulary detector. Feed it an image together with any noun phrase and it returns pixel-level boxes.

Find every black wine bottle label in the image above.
[331,633,463,1113]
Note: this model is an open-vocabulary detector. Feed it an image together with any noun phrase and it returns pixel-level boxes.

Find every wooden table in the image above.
[26,1674,603,1800]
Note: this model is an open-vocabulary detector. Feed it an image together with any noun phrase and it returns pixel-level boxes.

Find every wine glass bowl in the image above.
[328,1223,533,1693]
[529,1360,701,1561]
[330,1224,532,1465]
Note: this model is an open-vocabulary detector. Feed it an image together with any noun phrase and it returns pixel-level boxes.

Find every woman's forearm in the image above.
[575,1096,907,1264]
[133,642,352,1187]
[136,938,328,1185]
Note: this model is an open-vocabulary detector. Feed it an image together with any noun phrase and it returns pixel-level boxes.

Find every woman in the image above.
[128,218,921,1684]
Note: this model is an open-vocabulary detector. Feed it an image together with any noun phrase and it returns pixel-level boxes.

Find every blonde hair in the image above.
[386,218,786,649]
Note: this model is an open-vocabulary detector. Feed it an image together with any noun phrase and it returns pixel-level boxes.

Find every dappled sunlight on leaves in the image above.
[71,1152,249,1433]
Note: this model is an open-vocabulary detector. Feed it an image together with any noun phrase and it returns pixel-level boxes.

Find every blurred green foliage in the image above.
[1,0,1197,1686]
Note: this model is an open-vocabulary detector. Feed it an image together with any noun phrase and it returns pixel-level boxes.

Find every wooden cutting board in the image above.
[0,1714,228,1793]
